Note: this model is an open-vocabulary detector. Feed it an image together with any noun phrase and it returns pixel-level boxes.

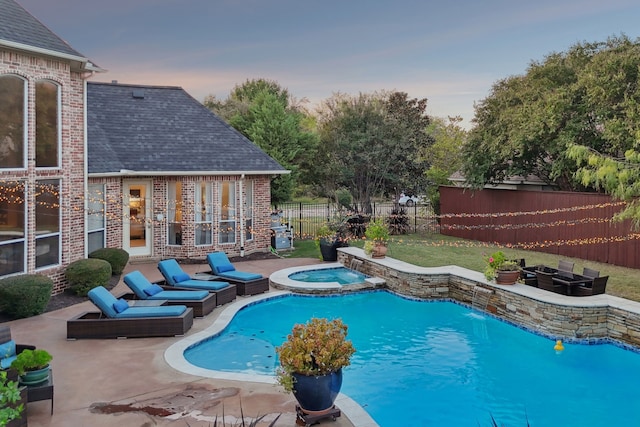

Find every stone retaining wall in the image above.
[338,249,640,349]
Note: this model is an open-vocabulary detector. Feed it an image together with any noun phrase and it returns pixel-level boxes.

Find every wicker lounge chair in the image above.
[206,252,269,296]
[157,259,236,305]
[66,286,194,339]
[123,270,216,317]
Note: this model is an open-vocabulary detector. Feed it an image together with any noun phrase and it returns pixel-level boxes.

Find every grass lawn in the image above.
[284,234,640,302]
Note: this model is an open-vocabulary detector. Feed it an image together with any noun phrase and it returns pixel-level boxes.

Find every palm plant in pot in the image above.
[10,349,52,385]
[276,318,356,415]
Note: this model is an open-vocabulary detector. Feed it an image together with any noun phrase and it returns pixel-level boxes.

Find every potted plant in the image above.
[0,370,25,427]
[364,218,390,258]
[315,223,348,262]
[484,251,520,284]
[10,349,52,385]
[276,318,356,415]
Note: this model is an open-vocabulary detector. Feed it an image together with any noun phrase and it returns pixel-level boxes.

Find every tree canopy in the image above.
[315,91,433,212]
[461,35,640,191]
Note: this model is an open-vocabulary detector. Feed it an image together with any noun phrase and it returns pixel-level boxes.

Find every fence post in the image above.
[299,202,303,239]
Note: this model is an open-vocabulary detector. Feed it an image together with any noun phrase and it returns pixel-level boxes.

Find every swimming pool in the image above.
[182,291,640,426]
[288,266,368,285]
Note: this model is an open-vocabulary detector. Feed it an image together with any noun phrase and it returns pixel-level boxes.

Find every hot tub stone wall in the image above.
[338,248,640,349]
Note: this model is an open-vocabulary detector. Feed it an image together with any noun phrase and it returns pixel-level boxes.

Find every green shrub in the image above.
[0,274,53,319]
[65,258,111,296]
[88,247,129,274]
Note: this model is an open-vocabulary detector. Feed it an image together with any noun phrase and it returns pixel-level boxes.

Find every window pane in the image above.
[219,221,236,244]
[0,241,24,276]
[36,180,60,235]
[245,182,253,241]
[36,235,59,269]
[168,182,182,245]
[0,182,25,242]
[0,75,25,168]
[195,224,212,245]
[36,81,59,167]
[88,230,105,254]
[87,184,105,231]
[219,182,236,244]
[194,182,212,246]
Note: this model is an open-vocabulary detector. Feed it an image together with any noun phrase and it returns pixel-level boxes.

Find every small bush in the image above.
[88,248,129,274]
[387,207,410,235]
[0,274,53,319]
[65,258,111,296]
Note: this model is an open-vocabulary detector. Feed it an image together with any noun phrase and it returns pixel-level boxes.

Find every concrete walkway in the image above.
[8,256,360,427]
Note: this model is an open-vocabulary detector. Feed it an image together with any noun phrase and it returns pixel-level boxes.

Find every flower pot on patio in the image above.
[496,270,520,285]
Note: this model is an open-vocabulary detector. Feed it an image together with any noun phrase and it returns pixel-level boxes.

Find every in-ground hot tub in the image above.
[269,262,385,293]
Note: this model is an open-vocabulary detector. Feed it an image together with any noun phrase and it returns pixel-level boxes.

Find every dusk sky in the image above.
[17,0,640,128]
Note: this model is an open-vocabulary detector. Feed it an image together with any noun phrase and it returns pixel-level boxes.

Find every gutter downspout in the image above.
[82,76,90,257]
[239,174,245,257]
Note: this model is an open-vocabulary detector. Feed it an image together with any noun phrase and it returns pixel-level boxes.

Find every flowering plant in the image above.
[276,318,356,392]
[483,250,519,280]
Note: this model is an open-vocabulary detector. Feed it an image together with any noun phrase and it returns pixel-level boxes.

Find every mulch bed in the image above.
[0,252,279,323]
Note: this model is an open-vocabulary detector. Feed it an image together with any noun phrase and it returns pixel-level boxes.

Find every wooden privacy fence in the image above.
[438,186,640,269]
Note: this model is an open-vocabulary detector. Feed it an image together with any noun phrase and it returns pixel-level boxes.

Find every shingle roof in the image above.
[87,82,286,175]
[0,0,86,59]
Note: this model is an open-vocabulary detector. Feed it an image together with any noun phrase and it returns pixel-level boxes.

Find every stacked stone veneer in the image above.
[338,247,640,349]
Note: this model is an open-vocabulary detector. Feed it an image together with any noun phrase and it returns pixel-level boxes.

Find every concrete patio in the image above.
[7,256,361,427]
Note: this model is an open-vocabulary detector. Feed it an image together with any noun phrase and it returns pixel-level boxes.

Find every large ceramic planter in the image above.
[292,369,343,414]
[495,270,520,285]
[371,243,387,259]
[319,240,338,262]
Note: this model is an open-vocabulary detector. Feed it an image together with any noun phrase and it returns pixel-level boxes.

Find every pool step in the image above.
[365,277,386,287]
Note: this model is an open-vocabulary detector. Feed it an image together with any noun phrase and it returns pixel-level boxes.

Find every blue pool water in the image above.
[184,291,640,426]
[288,266,368,285]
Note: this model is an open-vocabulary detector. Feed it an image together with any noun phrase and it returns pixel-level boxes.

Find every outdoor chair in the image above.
[573,276,609,296]
[558,260,575,273]
[536,271,566,295]
[123,270,216,317]
[206,252,270,296]
[157,259,236,306]
[66,286,194,339]
[582,267,600,279]
[0,325,35,372]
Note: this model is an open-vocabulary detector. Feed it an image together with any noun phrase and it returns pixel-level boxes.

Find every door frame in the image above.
[123,180,153,256]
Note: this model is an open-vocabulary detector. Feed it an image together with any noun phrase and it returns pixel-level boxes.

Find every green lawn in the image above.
[284,234,640,302]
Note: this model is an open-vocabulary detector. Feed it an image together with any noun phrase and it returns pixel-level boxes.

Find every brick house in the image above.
[0,0,287,293]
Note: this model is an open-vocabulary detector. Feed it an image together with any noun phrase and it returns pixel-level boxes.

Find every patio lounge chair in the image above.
[123,270,216,317]
[157,259,236,305]
[66,286,194,339]
[0,325,35,374]
[572,276,609,296]
[206,252,270,296]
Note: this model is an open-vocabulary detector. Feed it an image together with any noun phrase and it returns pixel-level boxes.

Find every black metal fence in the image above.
[273,201,439,240]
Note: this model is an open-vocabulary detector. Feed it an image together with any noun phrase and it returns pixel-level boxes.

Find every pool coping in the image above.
[164,290,379,427]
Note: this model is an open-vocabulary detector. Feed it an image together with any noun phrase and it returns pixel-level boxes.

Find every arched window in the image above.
[35,80,60,168]
[0,75,26,169]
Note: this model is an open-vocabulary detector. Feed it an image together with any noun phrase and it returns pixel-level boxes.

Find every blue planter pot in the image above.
[19,366,50,385]
[292,369,343,414]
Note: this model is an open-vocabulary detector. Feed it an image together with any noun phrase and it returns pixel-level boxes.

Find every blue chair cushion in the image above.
[169,279,231,291]
[144,284,164,296]
[88,286,120,318]
[207,252,236,274]
[113,298,130,313]
[115,305,187,318]
[123,270,155,299]
[157,259,187,286]
[0,355,17,370]
[218,270,263,281]
[0,339,16,369]
[173,273,191,283]
[153,290,209,300]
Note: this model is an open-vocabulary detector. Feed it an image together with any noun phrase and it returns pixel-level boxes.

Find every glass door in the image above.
[123,181,152,256]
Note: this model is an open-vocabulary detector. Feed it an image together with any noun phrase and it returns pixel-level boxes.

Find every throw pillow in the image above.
[144,284,164,296]
[113,298,129,313]
[217,263,235,273]
[173,273,191,283]
[0,339,16,360]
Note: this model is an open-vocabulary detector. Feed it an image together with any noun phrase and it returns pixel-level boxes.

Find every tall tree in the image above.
[315,91,433,212]
[461,35,640,191]
[205,79,318,205]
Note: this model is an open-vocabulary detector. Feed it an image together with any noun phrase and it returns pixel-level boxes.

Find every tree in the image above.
[205,79,318,205]
[315,91,433,212]
[424,116,467,214]
[461,35,640,191]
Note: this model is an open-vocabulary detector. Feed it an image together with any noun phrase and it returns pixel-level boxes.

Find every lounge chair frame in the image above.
[67,308,194,339]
